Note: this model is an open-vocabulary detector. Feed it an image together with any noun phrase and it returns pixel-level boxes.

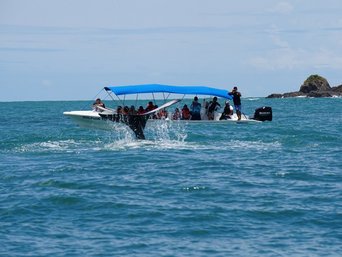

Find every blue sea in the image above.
[0,98,341,256]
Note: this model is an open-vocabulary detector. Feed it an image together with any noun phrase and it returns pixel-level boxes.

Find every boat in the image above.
[64,84,272,139]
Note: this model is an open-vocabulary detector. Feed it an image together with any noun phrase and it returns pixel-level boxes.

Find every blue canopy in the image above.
[105,84,232,99]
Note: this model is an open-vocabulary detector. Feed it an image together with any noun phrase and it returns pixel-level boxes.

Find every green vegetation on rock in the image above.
[304,74,328,85]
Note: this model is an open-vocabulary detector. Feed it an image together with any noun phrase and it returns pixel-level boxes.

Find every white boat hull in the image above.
[63,111,116,130]
[63,110,260,131]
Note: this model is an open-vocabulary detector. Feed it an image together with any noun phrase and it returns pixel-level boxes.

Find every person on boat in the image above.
[116,105,122,114]
[172,108,181,120]
[113,105,123,121]
[151,105,159,119]
[92,98,106,112]
[202,99,209,120]
[122,106,129,115]
[208,97,221,120]
[129,105,137,115]
[229,86,242,120]
[181,104,191,120]
[137,106,145,115]
[157,109,168,119]
[220,101,234,120]
[190,96,201,120]
[145,101,155,112]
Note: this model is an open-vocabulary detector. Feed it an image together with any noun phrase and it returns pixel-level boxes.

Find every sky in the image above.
[1,0,342,101]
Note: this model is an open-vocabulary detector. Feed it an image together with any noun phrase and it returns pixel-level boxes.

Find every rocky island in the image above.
[267,75,342,98]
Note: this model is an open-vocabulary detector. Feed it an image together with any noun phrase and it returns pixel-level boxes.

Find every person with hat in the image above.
[220,100,234,120]
[229,86,242,120]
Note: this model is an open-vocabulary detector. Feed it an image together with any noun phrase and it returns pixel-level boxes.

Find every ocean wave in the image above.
[13,139,107,154]
[244,98,260,101]
[182,186,207,192]
[102,138,281,152]
[12,138,282,153]
[15,140,81,153]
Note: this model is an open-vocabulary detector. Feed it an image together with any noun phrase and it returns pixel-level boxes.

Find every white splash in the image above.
[16,140,82,153]
[103,120,190,151]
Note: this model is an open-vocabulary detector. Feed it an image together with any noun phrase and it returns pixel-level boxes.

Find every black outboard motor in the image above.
[252,106,272,121]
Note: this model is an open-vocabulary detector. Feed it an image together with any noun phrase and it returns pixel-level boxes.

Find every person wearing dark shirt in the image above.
[208,97,221,120]
[129,105,137,115]
[122,106,129,115]
[220,101,234,120]
[145,101,155,112]
[229,86,242,120]
[92,98,106,112]
[137,106,145,115]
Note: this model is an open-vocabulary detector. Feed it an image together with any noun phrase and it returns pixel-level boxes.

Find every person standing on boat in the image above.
[92,98,106,112]
[229,86,242,120]
[202,99,209,120]
[190,96,201,120]
[208,97,221,120]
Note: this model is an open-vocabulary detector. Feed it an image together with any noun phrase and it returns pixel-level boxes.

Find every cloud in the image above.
[249,22,342,70]
[248,48,298,70]
[248,47,342,70]
[268,2,294,14]
[41,79,53,87]
[0,47,62,52]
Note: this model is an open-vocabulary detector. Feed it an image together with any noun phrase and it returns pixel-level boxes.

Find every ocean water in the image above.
[0,98,341,256]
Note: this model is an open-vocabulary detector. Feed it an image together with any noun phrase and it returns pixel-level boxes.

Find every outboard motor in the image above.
[252,106,272,121]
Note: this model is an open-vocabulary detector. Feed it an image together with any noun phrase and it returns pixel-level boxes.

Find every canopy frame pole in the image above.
[83,88,105,110]
[109,91,125,107]
[177,94,186,109]
[152,93,156,105]
[166,93,171,100]
[106,90,116,102]
[93,88,104,100]
[123,94,126,106]
[116,96,124,106]
[162,92,166,104]
[135,93,139,107]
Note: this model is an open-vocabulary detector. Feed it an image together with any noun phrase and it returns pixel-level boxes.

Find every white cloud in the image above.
[249,21,342,70]
[268,2,294,14]
[41,79,53,87]
[248,47,342,70]
[248,48,298,70]
[270,34,290,49]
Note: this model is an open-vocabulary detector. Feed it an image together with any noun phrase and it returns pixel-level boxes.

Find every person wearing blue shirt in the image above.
[190,96,201,120]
